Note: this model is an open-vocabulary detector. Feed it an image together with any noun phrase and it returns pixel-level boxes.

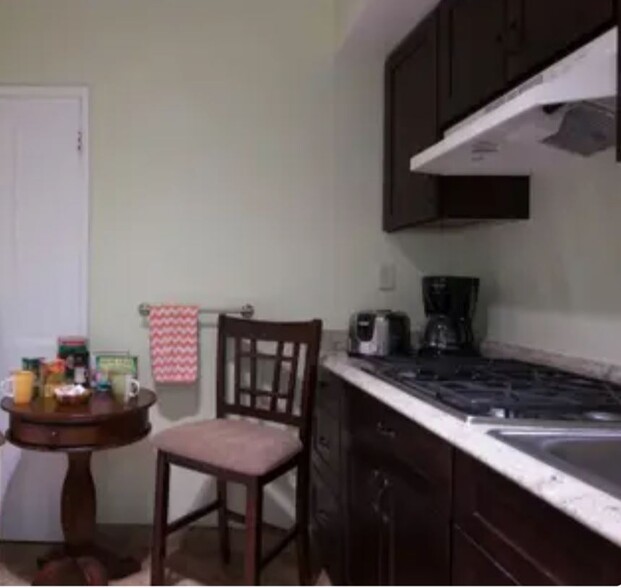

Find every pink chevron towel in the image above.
[149,305,199,384]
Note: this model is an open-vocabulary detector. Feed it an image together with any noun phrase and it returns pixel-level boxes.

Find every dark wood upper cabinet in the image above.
[505,0,615,83]
[384,11,440,231]
[439,0,616,127]
[383,9,530,231]
[439,0,507,127]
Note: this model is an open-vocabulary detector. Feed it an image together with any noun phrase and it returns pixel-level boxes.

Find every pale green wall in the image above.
[0,0,429,525]
[438,151,621,365]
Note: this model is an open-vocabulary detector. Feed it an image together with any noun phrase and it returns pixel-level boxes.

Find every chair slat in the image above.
[238,388,290,399]
[217,316,321,431]
[249,339,257,408]
[238,350,293,362]
[270,341,285,412]
[234,337,242,407]
[285,343,300,415]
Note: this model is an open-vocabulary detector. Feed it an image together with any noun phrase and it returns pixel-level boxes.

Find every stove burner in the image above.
[361,356,621,423]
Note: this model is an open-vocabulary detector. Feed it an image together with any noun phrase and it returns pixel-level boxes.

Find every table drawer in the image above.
[9,415,149,449]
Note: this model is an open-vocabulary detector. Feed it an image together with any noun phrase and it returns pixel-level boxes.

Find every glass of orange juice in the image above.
[1,370,35,404]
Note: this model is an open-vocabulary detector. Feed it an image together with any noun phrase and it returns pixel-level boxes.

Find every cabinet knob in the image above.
[318,435,330,449]
[376,421,396,439]
[317,508,330,526]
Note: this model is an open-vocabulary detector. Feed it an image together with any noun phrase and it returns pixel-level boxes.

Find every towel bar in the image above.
[138,303,255,319]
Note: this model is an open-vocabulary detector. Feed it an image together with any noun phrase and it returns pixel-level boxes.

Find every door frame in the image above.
[0,85,90,334]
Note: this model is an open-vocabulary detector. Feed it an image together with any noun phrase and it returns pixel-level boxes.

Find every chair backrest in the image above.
[216,315,323,444]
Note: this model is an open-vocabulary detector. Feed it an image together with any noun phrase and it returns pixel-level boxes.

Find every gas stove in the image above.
[359,355,621,425]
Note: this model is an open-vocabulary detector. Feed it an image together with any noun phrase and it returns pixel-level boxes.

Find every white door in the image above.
[0,91,88,541]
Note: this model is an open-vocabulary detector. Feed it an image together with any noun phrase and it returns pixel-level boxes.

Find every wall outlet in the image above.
[379,263,396,291]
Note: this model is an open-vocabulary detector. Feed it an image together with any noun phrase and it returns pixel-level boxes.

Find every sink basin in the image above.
[489,429,621,499]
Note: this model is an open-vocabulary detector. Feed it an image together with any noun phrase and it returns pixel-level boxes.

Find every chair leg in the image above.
[295,458,311,585]
[151,451,170,586]
[244,481,263,585]
[217,479,231,564]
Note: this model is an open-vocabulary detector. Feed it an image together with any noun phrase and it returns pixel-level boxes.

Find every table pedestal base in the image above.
[33,452,141,585]
[35,544,141,584]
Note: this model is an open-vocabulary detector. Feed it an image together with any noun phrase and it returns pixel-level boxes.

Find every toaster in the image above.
[348,310,411,357]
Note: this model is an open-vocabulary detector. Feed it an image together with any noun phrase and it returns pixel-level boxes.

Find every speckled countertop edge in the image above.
[322,352,621,549]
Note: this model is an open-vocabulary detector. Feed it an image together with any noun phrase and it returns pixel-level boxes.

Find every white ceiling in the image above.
[337,0,442,58]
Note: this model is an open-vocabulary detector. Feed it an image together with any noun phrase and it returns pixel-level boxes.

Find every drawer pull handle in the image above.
[316,508,331,526]
[376,422,396,439]
[50,430,59,439]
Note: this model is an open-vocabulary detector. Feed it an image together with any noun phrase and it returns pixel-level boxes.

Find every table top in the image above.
[1,389,157,425]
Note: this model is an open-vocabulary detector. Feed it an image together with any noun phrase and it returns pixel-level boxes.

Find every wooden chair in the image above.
[150,315,323,585]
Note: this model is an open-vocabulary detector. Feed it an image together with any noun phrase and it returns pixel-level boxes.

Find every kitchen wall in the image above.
[0,0,434,527]
[435,150,621,366]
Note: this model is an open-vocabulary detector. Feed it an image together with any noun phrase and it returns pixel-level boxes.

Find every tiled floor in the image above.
[0,525,300,585]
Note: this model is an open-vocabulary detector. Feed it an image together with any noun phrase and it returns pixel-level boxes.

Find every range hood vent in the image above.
[410,28,618,176]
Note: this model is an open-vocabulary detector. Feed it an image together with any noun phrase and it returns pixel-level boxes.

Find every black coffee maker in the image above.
[419,276,479,356]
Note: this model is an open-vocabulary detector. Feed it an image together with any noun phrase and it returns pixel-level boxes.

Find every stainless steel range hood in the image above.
[410,28,618,176]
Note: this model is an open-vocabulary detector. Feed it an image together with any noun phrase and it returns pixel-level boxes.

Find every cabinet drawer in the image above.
[316,371,341,419]
[350,391,452,492]
[312,407,340,477]
[310,465,344,584]
[454,451,621,585]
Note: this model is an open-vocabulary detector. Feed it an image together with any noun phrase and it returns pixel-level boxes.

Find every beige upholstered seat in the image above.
[152,419,302,476]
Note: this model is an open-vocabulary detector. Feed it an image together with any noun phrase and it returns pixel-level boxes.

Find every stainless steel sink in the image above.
[489,428,621,499]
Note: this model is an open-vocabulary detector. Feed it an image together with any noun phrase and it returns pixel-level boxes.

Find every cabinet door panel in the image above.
[348,452,384,585]
[384,12,439,231]
[452,526,518,586]
[439,0,506,126]
[349,450,450,586]
[386,462,451,585]
[506,0,614,83]
[310,465,344,584]
[455,451,621,585]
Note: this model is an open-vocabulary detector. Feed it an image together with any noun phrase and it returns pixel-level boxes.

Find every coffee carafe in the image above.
[419,276,479,355]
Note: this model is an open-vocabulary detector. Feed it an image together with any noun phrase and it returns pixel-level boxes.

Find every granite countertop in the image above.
[322,352,621,549]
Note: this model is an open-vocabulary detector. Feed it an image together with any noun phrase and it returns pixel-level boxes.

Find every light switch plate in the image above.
[379,263,396,291]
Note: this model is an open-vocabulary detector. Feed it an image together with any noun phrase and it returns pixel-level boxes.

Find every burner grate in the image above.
[362,356,621,422]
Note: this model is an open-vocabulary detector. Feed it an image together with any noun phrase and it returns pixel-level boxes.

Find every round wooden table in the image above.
[1,390,157,584]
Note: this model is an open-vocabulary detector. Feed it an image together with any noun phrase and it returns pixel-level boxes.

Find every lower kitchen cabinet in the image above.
[454,450,621,585]
[311,370,621,585]
[349,451,450,585]
[310,370,349,584]
[309,462,344,583]
[452,526,518,586]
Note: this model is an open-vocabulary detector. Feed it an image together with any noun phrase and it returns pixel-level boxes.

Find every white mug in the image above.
[1,371,35,404]
[0,378,12,396]
[110,373,140,402]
